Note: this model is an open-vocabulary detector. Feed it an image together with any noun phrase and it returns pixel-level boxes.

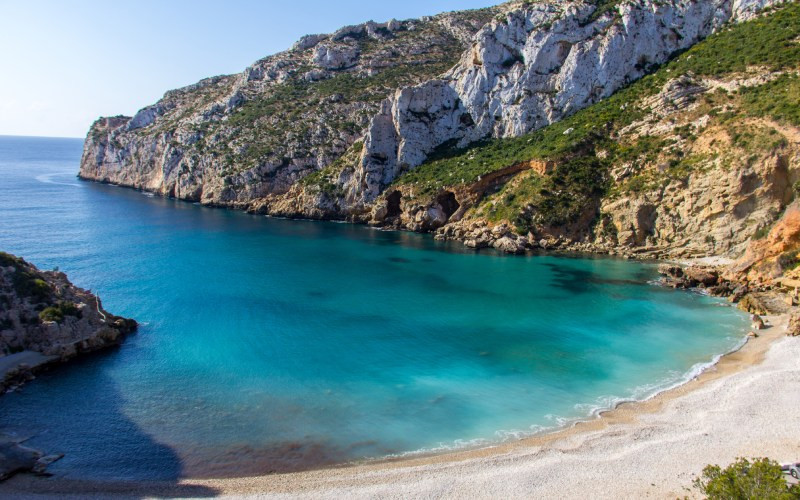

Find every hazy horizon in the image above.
[0,0,496,138]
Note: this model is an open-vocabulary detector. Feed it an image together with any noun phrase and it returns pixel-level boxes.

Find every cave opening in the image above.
[386,190,402,218]
[436,191,460,218]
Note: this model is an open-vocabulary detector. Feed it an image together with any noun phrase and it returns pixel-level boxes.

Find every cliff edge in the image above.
[79,0,799,271]
[0,251,137,393]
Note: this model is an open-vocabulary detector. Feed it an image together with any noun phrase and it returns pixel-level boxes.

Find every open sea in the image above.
[0,135,748,480]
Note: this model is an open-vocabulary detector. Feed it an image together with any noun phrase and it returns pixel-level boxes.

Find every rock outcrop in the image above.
[344,0,787,207]
[78,8,498,207]
[729,201,800,283]
[0,252,137,393]
[78,0,800,274]
[0,436,63,481]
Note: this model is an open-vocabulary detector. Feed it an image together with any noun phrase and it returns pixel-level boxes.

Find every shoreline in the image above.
[79,176,667,261]
[5,312,796,498]
[319,311,785,470]
[374,316,752,465]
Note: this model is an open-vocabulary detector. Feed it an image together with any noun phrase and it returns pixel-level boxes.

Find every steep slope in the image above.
[80,0,796,266]
[374,2,800,260]
[79,7,498,207]
[275,0,786,217]
[0,252,137,392]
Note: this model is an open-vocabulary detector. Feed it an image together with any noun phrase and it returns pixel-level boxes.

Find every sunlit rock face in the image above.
[349,0,786,205]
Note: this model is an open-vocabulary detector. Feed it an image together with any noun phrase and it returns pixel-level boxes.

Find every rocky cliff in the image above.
[343,0,786,207]
[0,252,136,392]
[79,7,498,207]
[373,1,800,261]
[80,0,799,270]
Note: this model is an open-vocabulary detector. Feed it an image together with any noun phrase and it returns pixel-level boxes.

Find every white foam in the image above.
[378,333,750,463]
[35,173,81,187]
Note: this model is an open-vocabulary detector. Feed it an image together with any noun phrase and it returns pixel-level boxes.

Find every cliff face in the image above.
[346,0,781,206]
[370,1,800,260]
[81,0,798,265]
[79,8,498,207]
[0,252,136,391]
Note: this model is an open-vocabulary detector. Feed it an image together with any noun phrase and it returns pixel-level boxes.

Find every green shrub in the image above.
[0,251,21,268]
[12,273,51,303]
[778,250,800,271]
[393,2,800,233]
[693,457,800,499]
[38,301,81,324]
[38,306,64,323]
[752,226,770,240]
[739,74,800,127]
[2,252,53,302]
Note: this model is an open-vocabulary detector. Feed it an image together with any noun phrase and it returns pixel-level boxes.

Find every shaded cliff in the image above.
[0,252,136,392]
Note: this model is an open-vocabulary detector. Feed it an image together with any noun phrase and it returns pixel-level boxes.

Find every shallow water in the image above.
[0,135,747,480]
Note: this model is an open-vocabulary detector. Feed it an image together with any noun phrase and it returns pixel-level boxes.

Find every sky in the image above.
[0,0,496,138]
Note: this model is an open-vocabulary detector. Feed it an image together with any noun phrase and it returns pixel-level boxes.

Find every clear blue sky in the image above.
[0,0,497,138]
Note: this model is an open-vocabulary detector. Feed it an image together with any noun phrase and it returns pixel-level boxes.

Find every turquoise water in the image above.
[0,135,747,480]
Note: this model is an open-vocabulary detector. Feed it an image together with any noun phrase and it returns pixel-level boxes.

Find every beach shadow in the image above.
[0,348,219,498]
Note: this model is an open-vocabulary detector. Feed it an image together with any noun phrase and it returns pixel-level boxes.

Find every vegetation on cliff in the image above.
[392,2,800,234]
[0,251,136,367]
[83,7,498,202]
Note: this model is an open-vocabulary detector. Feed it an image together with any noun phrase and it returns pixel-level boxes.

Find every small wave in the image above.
[379,421,569,461]
[381,437,494,459]
[637,334,749,403]
[380,333,750,462]
[141,192,155,198]
[35,173,81,187]
[574,335,749,420]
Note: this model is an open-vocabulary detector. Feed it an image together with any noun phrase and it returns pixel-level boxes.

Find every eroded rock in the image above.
[0,252,137,393]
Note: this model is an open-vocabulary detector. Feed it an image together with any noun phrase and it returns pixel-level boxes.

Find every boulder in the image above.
[423,205,448,230]
[494,236,524,254]
[0,437,63,480]
[787,312,800,337]
[736,292,790,316]
[684,267,719,287]
[312,43,359,70]
[658,263,683,278]
[729,285,749,303]
[707,282,733,297]
[738,294,770,315]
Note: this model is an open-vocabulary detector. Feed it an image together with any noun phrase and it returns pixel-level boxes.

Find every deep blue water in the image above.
[0,135,747,480]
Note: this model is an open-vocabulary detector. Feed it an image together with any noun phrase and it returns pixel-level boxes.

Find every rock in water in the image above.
[0,435,64,481]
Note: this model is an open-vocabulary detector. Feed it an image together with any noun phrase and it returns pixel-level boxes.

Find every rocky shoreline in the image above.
[0,251,137,478]
[0,251,137,393]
